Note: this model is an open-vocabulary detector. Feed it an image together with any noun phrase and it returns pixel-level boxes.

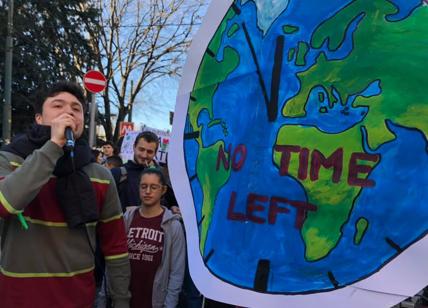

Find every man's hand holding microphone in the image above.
[50,113,77,151]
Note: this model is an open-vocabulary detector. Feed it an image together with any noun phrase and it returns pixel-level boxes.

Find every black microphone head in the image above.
[65,127,75,151]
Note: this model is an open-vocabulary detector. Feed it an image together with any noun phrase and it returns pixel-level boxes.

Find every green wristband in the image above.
[17,213,29,230]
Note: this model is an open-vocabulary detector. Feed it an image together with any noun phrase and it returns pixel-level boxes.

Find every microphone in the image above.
[64,127,75,152]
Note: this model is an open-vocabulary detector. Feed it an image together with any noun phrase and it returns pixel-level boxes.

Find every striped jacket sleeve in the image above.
[97,170,131,308]
[0,141,63,218]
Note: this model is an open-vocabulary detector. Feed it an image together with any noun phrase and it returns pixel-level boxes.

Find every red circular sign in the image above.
[83,70,107,93]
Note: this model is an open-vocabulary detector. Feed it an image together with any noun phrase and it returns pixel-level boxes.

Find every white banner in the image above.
[120,126,171,164]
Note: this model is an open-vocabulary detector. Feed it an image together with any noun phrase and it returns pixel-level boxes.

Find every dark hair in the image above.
[106,155,123,168]
[139,168,166,186]
[33,81,87,114]
[134,131,159,149]
[102,140,118,156]
[103,140,115,147]
[91,149,101,161]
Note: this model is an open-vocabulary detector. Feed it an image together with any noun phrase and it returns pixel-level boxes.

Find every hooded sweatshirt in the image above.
[123,206,185,308]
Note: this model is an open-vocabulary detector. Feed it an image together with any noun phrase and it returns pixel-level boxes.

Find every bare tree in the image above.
[89,0,204,142]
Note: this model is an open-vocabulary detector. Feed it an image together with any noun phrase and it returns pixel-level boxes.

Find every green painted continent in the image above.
[283,0,428,150]
[273,125,378,261]
[187,9,239,255]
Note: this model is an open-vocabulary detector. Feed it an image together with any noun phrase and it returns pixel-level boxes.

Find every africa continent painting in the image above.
[169,0,428,307]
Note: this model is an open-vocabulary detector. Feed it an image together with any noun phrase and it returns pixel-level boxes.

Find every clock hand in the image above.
[242,23,285,122]
[242,22,270,116]
[269,35,285,122]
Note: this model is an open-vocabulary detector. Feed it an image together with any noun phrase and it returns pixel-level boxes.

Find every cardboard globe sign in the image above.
[169,1,428,307]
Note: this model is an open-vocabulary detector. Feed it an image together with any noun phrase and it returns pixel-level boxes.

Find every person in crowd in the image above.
[105,155,123,170]
[111,131,179,213]
[102,140,116,163]
[415,287,428,308]
[92,148,103,164]
[124,168,185,308]
[0,81,130,307]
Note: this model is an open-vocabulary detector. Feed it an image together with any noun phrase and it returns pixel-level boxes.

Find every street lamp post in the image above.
[2,0,14,144]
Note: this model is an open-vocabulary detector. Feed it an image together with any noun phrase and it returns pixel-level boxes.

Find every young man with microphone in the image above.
[0,82,130,307]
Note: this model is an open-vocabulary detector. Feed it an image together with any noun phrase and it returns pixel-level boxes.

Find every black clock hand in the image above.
[242,22,285,122]
[242,22,270,114]
[269,35,285,122]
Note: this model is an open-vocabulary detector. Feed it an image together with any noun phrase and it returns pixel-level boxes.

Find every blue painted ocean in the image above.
[184,0,427,293]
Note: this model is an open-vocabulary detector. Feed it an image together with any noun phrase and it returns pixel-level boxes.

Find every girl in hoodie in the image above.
[123,168,186,308]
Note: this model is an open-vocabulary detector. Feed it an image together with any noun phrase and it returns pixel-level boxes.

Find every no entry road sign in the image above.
[83,70,107,93]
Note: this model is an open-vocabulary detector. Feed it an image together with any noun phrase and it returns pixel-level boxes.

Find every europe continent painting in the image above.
[170,0,428,306]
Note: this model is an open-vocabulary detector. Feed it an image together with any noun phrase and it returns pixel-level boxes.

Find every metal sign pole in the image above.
[89,93,97,148]
[83,70,106,148]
